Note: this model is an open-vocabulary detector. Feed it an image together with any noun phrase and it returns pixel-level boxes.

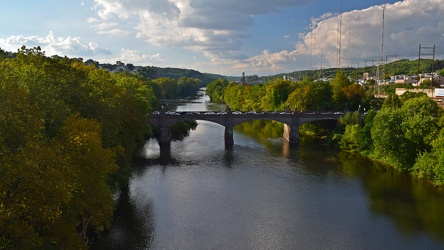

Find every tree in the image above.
[382,93,401,109]
[339,124,361,151]
[287,79,332,111]
[359,109,377,151]
[412,128,444,186]
[260,78,296,111]
[371,108,415,170]
[177,76,200,97]
[154,77,179,99]
[342,84,366,111]
[330,71,352,109]
[400,96,439,153]
[55,114,118,246]
[0,141,78,249]
[206,79,229,103]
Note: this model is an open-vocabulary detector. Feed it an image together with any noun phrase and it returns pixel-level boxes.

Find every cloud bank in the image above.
[91,0,311,61]
[88,0,444,75]
[0,31,112,57]
[258,0,444,74]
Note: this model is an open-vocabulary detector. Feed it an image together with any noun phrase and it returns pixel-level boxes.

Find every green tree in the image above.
[359,109,377,151]
[287,79,332,111]
[260,78,296,111]
[412,128,444,186]
[382,93,401,109]
[371,108,415,170]
[330,71,352,109]
[177,76,201,97]
[154,77,179,99]
[400,96,439,153]
[339,124,361,151]
[55,114,118,245]
[206,78,229,102]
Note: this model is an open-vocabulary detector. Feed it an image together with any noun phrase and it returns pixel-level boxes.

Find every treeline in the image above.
[0,47,201,248]
[206,71,376,112]
[207,73,444,186]
[337,92,444,186]
[87,59,223,85]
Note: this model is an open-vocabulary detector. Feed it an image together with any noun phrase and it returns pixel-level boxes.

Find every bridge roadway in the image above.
[148,110,346,147]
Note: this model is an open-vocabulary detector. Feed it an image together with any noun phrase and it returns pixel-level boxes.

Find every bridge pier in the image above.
[148,110,344,149]
[283,124,299,145]
[159,126,172,144]
[224,123,234,148]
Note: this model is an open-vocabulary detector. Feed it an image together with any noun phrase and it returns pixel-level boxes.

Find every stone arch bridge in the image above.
[148,110,349,147]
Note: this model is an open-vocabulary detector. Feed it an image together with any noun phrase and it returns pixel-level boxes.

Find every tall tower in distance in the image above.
[241,72,246,84]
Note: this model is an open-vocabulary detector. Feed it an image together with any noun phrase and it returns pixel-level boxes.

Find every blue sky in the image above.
[1,0,443,76]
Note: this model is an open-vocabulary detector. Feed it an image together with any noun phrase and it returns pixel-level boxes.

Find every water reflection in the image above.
[94,108,444,249]
[91,186,154,249]
[237,120,444,245]
[335,152,444,243]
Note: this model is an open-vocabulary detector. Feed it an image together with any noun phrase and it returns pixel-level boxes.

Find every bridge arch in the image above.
[148,111,348,147]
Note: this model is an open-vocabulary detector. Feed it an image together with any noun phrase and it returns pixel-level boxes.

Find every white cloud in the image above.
[234,0,444,75]
[0,31,112,57]
[300,0,444,69]
[91,0,311,61]
[118,48,165,64]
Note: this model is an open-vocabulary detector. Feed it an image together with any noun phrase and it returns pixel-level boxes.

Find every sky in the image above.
[1,0,443,76]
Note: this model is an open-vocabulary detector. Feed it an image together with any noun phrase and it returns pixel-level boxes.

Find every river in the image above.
[93,91,444,250]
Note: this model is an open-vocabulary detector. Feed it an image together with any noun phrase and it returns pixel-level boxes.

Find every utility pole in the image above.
[385,54,397,80]
[337,0,343,68]
[418,44,436,87]
[375,3,386,95]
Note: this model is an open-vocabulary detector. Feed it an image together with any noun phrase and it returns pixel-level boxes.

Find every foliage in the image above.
[154,77,202,100]
[382,93,401,109]
[371,96,440,171]
[339,112,359,126]
[206,78,229,102]
[359,110,377,151]
[342,84,366,111]
[339,124,362,152]
[371,108,415,170]
[260,78,297,111]
[330,71,352,109]
[412,129,444,186]
[287,78,333,111]
[0,47,154,248]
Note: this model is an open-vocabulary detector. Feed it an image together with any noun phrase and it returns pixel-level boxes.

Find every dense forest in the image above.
[0,47,201,249]
[206,72,444,186]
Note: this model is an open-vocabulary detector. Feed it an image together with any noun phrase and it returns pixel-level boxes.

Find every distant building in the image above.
[394,75,417,85]
[363,72,375,80]
[419,74,444,87]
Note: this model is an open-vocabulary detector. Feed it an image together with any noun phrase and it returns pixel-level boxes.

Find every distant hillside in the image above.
[86,60,226,85]
[260,58,444,82]
[2,47,442,85]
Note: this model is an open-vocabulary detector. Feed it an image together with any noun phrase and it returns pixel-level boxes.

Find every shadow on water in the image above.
[334,152,444,243]
[91,185,154,250]
[242,120,444,244]
[320,150,444,244]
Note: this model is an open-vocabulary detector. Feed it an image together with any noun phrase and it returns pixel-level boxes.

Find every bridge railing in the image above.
[151,110,347,116]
